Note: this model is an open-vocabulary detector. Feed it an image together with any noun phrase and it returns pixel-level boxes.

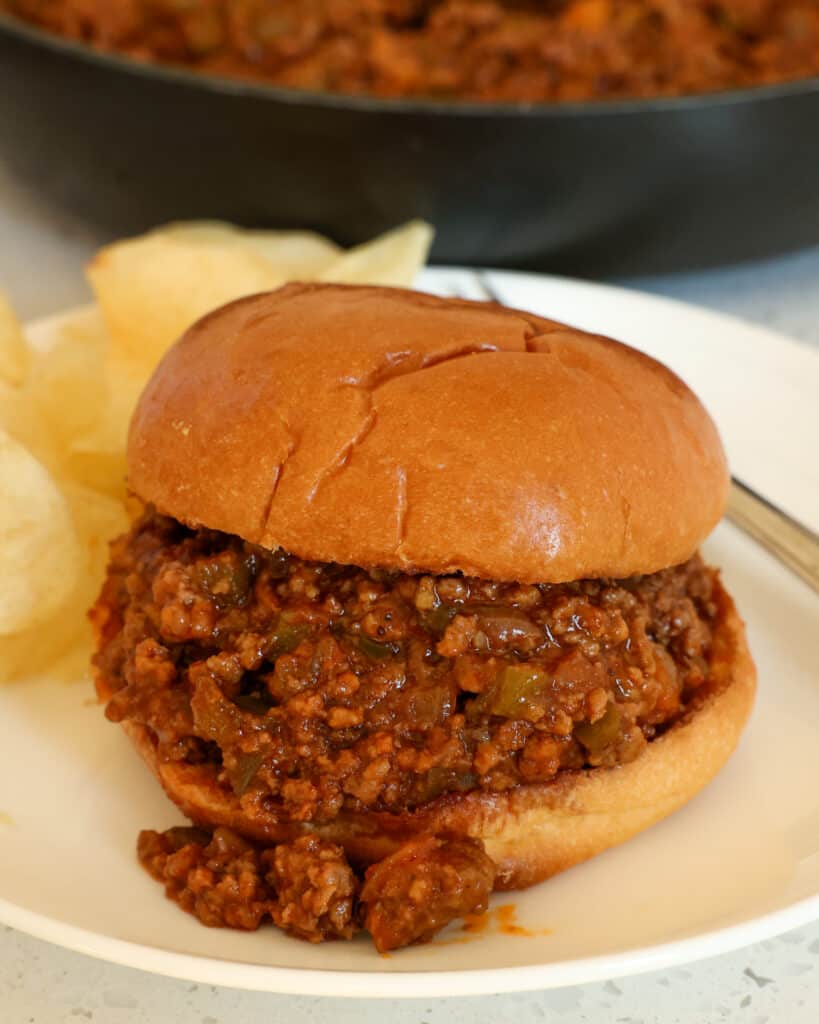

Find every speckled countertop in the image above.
[1,157,817,1023]
[3,925,819,1023]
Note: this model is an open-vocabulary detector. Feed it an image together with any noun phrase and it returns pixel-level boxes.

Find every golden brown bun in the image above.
[110,583,755,891]
[128,284,729,583]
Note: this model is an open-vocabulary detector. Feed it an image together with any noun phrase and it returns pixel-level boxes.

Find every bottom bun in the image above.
[115,582,755,891]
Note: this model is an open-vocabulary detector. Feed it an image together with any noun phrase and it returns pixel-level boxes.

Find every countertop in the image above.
[1,156,818,1023]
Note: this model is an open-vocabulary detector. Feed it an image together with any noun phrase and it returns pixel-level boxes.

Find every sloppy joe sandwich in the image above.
[91,283,755,951]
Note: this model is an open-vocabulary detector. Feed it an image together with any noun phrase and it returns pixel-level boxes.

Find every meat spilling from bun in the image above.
[91,284,755,950]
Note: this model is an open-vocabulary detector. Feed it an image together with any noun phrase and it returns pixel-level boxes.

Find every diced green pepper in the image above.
[575,703,622,753]
[422,604,455,636]
[228,751,264,796]
[358,635,400,659]
[265,620,308,659]
[421,766,478,801]
[233,693,271,715]
[471,665,549,721]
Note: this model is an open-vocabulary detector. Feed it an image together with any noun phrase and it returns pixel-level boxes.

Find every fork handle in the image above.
[726,478,819,596]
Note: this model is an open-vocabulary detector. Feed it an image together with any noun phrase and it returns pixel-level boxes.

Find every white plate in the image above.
[0,268,817,999]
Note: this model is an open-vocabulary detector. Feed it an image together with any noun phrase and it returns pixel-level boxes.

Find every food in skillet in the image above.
[3,0,818,102]
[90,283,756,951]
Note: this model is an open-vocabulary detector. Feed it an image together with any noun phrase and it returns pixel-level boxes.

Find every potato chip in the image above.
[63,480,130,592]
[319,220,434,288]
[67,352,144,498]
[0,607,84,683]
[0,477,130,682]
[25,311,108,452]
[88,229,289,368]
[100,353,148,449]
[63,483,130,665]
[0,292,30,387]
[60,447,129,502]
[163,221,341,277]
[6,307,112,480]
[242,230,341,276]
[157,221,250,244]
[0,380,59,477]
[23,304,106,358]
[0,428,81,635]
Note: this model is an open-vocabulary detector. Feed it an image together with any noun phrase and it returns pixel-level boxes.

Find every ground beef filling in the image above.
[93,510,719,826]
[138,826,493,950]
[5,1,819,102]
[360,835,496,952]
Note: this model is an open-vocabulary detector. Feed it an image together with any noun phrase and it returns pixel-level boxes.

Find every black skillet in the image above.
[2,13,818,276]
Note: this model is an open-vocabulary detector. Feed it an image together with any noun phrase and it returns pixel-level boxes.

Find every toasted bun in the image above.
[105,582,755,890]
[128,284,729,583]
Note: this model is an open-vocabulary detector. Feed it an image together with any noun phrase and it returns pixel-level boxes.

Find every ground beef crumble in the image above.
[139,827,357,941]
[360,835,496,952]
[138,824,491,949]
[268,834,358,941]
[138,826,278,931]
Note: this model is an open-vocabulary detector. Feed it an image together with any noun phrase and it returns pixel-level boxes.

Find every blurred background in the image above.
[2,1,819,277]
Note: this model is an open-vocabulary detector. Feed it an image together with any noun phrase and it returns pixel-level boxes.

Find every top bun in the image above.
[128,283,729,583]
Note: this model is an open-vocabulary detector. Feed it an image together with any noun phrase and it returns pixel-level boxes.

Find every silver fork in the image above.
[450,272,819,596]
[725,479,819,595]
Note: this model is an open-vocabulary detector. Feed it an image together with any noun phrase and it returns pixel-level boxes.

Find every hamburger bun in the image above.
[128,283,729,584]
